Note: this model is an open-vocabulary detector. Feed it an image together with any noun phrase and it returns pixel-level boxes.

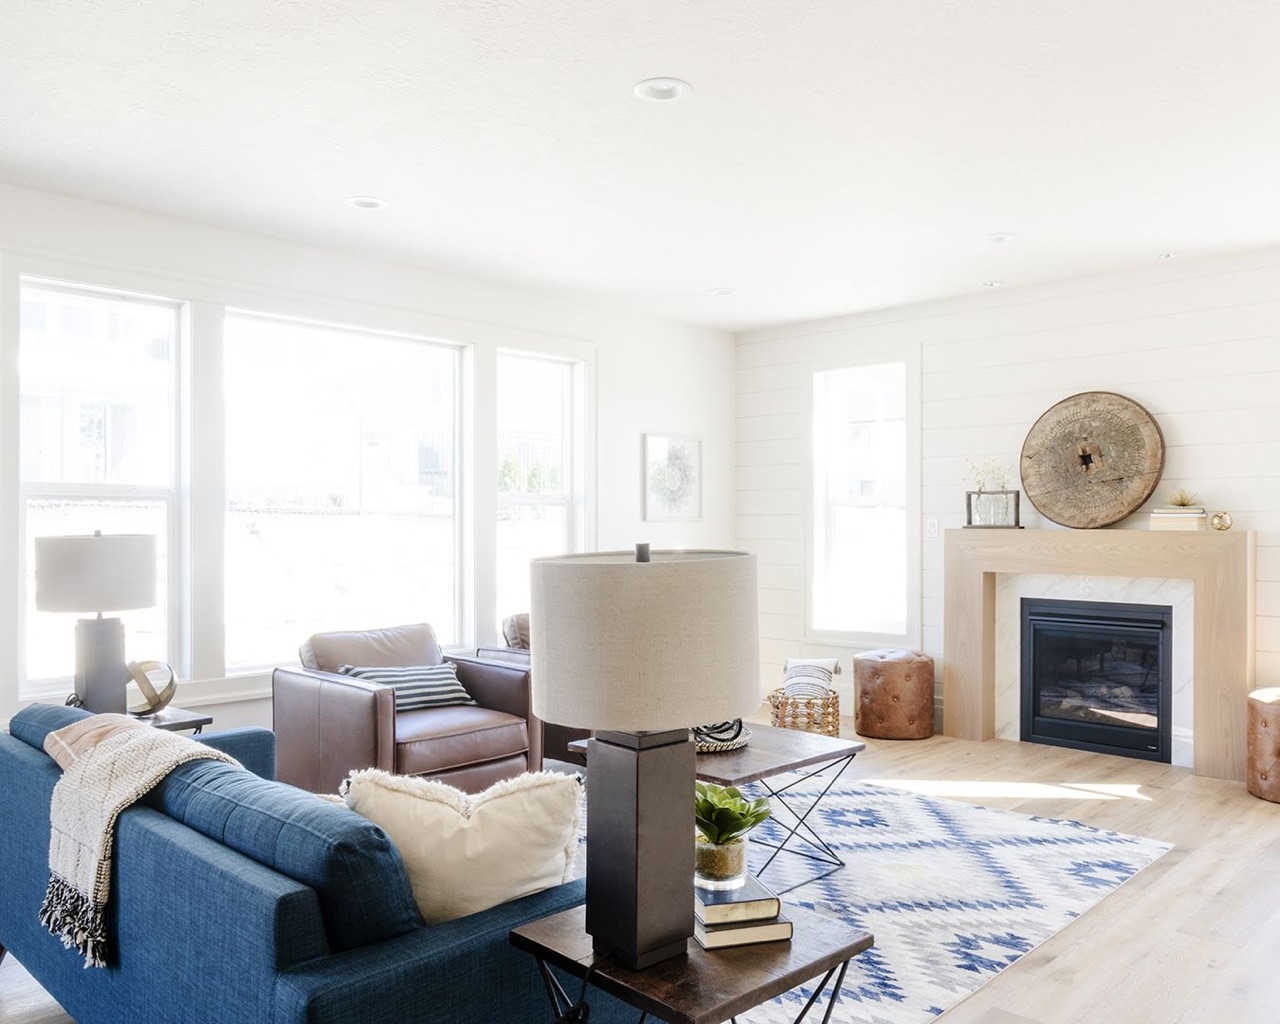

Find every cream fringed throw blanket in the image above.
[39,714,239,968]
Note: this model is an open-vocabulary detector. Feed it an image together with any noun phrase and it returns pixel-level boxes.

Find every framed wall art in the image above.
[643,434,702,521]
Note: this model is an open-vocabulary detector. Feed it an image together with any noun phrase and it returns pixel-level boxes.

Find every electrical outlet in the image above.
[925,517,940,539]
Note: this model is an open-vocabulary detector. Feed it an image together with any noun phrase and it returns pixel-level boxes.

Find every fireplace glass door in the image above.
[1021,599,1172,762]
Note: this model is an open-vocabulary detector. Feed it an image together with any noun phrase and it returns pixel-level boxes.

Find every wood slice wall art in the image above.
[1019,391,1165,529]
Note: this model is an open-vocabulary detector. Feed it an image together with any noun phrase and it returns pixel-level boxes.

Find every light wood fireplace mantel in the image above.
[943,528,1255,780]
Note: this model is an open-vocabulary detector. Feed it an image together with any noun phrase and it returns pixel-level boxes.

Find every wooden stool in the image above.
[854,649,935,740]
[1247,688,1280,802]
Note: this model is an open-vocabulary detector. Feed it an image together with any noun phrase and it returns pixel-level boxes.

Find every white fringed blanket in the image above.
[39,714,239,967]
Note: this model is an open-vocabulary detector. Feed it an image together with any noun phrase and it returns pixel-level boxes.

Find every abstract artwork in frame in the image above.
[643,434,702,521]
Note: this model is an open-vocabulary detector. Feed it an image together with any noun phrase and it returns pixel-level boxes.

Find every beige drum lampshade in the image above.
[530,549,760,732]
[34,533,157,613]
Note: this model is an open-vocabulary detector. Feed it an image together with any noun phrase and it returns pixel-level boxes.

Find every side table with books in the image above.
[511,900,871,1024]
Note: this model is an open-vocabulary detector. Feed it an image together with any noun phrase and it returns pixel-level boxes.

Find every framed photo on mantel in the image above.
[643,434,702,521]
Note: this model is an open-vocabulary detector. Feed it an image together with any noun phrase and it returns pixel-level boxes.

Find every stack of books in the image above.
[694,874,793,949]
[1148,505,1207,531]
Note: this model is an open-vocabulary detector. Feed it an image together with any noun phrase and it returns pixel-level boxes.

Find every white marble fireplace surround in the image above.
[994,574,1194,767]
[943,529,1254,780]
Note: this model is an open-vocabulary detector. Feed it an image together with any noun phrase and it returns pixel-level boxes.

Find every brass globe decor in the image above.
[127,660,177,717]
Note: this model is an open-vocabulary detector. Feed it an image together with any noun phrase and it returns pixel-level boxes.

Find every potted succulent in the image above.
[693,781,771,890]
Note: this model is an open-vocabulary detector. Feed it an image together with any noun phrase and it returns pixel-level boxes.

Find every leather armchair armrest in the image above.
[271,666,396,793]
[445,654,540,768]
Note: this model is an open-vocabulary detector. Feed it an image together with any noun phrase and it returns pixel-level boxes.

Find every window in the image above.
[19,282,178,684]
[222,313,460,669]
[811,361,909,639]
[495,352,576,624]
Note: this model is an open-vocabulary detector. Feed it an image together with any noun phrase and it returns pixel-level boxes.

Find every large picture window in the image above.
[8,269,590,698]
[495,352,576,625]
[223,313,460,669]
[811,361,910,640]
[19,282,178,683]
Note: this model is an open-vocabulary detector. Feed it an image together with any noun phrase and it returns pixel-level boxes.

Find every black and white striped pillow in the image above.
[783,658,838,699]
[338,664,477,712]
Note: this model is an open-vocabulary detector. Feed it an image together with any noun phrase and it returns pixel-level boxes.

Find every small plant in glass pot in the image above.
[693,781,771,890]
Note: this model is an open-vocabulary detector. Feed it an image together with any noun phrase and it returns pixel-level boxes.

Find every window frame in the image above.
[220,307,468,673]
[803,345,921,650]
[15,277,187,697]
[493,349,586,625]
[0,253,598,711]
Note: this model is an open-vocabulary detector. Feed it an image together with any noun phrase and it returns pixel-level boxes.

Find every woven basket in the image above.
[767,687,840,736]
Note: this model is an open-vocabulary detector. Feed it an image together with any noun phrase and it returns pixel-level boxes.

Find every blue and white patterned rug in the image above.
[577,772,1171,1023]
[737,776,1171,1022]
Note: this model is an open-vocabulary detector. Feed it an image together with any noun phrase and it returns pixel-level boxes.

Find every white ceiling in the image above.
[3,1,1279,331]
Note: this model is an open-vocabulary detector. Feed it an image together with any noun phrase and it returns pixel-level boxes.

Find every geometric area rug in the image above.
[731,776,1173,1023]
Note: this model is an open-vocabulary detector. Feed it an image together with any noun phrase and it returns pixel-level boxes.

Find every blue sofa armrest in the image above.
[274,879,635,1024]
[200,727,276,780]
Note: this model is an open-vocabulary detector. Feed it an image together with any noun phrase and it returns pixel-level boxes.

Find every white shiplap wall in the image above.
[736,248,1280,705]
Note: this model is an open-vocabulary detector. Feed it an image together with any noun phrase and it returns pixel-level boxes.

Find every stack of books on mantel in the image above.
[1148,505,1208,531]
[694,874,793,949]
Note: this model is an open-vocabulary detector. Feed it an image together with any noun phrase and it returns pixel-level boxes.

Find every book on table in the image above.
[694,911,794,949]
[695,873,781,926]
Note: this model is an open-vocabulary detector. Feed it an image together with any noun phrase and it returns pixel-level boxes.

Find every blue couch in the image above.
[0,704,632,1024]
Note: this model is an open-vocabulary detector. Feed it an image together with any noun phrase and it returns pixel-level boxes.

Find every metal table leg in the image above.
[750,755,854,894]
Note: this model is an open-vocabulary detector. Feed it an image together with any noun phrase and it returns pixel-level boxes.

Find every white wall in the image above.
[736,247,1280,705]
[0,184,734,727]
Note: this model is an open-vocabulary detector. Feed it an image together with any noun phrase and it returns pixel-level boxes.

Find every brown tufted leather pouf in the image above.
[854,648,935,740]
[1247,688,1280,802]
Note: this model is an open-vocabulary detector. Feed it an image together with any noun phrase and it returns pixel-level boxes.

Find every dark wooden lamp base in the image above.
[585,729,695,970]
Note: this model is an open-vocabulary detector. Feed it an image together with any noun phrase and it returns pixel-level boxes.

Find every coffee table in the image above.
[569,725,865,895]
[510,903,873,1024]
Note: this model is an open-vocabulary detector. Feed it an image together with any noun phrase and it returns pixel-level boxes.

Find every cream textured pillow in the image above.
[342,769,582,924]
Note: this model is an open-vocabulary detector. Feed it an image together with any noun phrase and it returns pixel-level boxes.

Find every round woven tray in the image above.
[695,725,752,753]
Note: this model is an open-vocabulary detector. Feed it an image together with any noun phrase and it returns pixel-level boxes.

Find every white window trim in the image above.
[803,343,922,651]
[492,347,593,631]
[0,251,598,712]
[15,277,187,699]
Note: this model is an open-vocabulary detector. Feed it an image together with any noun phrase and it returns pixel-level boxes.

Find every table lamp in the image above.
[531,546,759,969]
[35,532,157,714]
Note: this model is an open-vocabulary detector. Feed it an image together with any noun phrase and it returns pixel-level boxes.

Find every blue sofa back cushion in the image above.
[8,703,422,953]
[8,702,92,749]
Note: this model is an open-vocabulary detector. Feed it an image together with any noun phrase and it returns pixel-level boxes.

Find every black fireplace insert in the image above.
[1020,598,1172,762]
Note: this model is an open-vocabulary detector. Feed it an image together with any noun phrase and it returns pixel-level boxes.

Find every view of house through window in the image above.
[223,313,460,668]
[496,352,575,628]
[18,282,177,682]
[811,361,908,638]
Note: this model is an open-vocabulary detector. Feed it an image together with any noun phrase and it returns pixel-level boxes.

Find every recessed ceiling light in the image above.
[708,287,734,296]
[1158,251,1179,259]
[987,233,1015,244]
[634,77,692,102]
[982,280,1003,288]
[345,195,387,210]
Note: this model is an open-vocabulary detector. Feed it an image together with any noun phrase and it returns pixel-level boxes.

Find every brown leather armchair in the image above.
[272,623,540,794]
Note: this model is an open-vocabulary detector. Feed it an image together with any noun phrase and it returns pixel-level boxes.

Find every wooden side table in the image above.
[511,903,873,1024]
[134,705,213,734]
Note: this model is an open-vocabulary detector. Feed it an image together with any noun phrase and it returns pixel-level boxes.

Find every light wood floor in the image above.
[3,726,1278,1023]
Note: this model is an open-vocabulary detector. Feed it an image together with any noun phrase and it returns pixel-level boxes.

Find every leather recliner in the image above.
[272,623,539,794]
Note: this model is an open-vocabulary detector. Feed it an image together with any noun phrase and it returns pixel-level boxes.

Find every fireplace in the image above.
[1020,598,1172,763]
